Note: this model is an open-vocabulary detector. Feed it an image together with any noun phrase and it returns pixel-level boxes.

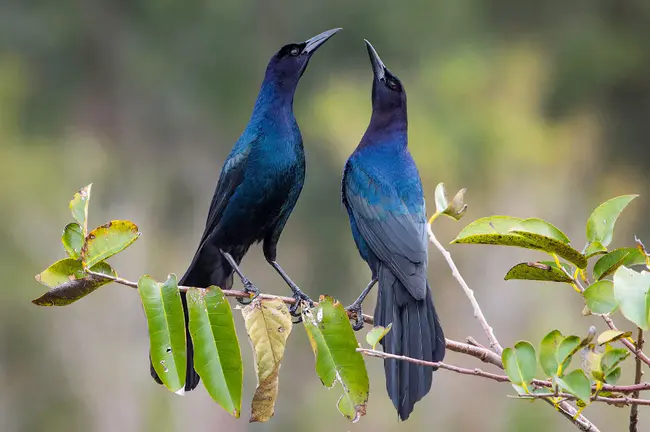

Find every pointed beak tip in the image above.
[303,28,341,54]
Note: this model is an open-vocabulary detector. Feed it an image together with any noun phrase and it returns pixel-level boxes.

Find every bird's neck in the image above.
[361,109,408,150]
[251,78,296,121]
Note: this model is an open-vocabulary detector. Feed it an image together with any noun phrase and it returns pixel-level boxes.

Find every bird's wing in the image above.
[343,162,428,300]
[197,137,255,247]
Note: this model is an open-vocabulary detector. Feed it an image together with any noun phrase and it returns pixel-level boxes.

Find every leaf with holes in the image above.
[81,220,140,268]
[70,184,92,236]
[138,274,186,394]
[302,296,369,422]
[502,341,537,390]
[33,258,116,306]
[583,280,618,314]
[62,222,83,259]
[504,262,574,283]
[613,266,650,330]
[242,298,292,423]
[586,195,638,247]
[187,287,242,417]
[539,330,564,377]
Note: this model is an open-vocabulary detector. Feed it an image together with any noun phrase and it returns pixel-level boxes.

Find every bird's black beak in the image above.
[365,39,386,81]
[303,28,342,55]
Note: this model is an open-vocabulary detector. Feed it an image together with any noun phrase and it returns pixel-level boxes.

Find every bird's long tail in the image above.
[374,265,445,420]
[149,246,234,391]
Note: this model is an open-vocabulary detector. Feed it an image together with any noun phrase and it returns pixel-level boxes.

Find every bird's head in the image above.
[365,40,407,116]
[264,28,341,91]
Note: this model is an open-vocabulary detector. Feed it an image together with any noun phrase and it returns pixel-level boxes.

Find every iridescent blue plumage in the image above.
[342,41,445,420]
[149,28,340,391]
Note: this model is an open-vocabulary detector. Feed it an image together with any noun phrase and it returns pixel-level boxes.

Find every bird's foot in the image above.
[345,302,365,331]
[236,278,260,305]
[289,288,313,323]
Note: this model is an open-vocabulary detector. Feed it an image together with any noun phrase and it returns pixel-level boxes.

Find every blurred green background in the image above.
[2,1,650,431]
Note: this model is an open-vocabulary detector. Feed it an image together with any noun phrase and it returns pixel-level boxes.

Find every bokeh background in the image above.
[2,1,650,431]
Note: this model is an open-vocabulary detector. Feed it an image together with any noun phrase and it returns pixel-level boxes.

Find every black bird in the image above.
[150,28,341,391]
[342,40,446,420]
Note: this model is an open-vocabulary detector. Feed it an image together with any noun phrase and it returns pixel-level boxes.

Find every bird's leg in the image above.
[269,260,313,319]
[220,250,259,305]
[345,278,378,331]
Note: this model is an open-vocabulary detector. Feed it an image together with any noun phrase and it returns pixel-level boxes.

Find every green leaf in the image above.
[513,218,570,243]
[62,222,83,259]
[539,330,564,377]
[593,248,646,281]
[584,241,608,258]
[509,231,587,269]
[583,280,617,314]
[600,347,629,373]
[434,183,467,221]
[556,370,591,403]
[604,367,622,385]
[597,330,632,346]
[453,216,587,268]
[187,287,242,417]
[504,262,574,283]
[303,296,369,422]
[556,335,581,374]
[613,266,650,330]
[138,274,187,394]
[502,341,537,389]
[33,258,116,306]
[586,195,638,247]
[242,298,293,423]
[434,183,448,214]
[81,220,140,268]
[366,324,392,349]
[583,348,604,382]
[70,184,92,236]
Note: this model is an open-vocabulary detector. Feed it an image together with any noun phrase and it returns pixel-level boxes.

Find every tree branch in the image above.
[89,269,649,398]
[630,328,644,432]
[425,221,600,431]
[426,223,503,354]
[602,315,650,367]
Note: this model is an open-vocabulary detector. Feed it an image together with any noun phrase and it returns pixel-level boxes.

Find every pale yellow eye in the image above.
[290,47,300,56]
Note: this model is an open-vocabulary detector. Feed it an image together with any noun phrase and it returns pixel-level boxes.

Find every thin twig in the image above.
[357,348,650,409]
[517,392,650,407]
[357,347,509,382]
[426,223,503,354]
[426,220,600,431]
[88,269,648,395]
[602,315,650,367]
[630,328,644,432]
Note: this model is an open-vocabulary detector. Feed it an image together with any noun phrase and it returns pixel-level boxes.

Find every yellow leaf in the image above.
[242,298,292,422]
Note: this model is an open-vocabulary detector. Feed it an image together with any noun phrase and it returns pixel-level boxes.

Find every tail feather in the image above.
[149,245,234,391]
[375,266,445,420]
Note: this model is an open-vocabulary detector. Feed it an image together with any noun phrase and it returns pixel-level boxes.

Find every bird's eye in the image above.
[290,47,301,56]
[386,79,399,91]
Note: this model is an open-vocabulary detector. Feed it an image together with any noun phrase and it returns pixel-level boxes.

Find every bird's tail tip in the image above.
[375,274,445,420]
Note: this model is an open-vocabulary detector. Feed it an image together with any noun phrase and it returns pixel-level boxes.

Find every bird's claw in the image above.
[345,303,364,331]
[289,289,313,322]
[236,279,260,305]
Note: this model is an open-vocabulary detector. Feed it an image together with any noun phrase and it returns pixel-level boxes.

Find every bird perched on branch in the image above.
[150,28,341,391]
[341,40,446,420]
